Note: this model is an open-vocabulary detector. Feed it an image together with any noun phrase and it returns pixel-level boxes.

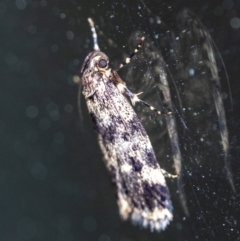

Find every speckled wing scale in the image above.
[80,18,174,232]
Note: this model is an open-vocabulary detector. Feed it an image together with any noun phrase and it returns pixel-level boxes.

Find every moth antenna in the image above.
[88,18,100,51]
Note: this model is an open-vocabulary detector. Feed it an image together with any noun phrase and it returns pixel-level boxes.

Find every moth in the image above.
[79,18,176,232]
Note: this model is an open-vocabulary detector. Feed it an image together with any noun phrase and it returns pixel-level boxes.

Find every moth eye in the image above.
[98,59,108,68]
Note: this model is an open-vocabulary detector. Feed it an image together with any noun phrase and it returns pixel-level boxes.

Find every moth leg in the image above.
[161,169,177,179]
[85,89,97,99]
[117,82,172,115]
[115,36,145,71]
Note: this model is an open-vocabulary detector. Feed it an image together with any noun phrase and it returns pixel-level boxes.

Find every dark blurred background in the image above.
[0,0,240,240]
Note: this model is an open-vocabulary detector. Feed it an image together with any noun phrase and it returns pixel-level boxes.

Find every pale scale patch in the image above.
[120,163,132,173]
[118,193,132,220]
[131,207,172,231]
[141,166,166,184]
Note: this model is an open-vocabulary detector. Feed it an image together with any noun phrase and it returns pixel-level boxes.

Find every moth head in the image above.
[81,51,109,74]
